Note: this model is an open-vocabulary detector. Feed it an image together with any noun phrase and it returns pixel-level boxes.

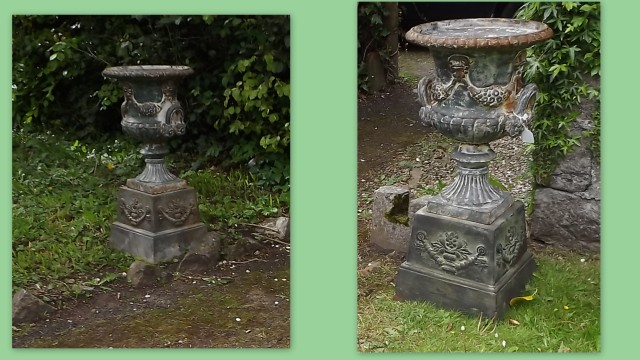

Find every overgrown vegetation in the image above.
[12,131,289,294]
[12,131,137,291]
[358,248,600,352]
[12,15,290,187]
[517,2,600,183]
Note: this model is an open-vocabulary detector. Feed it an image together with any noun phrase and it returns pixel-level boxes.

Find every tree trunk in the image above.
[384,2,399,82]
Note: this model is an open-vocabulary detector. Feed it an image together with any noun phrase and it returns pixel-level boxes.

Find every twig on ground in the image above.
[238,223,281,233]
[227,258,268,264]
[251,233,290,247]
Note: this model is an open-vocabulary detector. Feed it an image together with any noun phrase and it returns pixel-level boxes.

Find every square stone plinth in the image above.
[109,186,207,263]
[395,201,535,318]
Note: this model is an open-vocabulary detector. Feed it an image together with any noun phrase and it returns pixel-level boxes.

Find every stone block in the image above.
[12,289,56,325]
[408,195,430,229]
[127,260,159,288]
[370,186,410,253]
[178,232,221,274]
[531,187,600,250]
[548,145,592,193]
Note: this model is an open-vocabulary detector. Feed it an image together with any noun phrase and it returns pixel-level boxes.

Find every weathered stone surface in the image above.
[530,187,600,250]
[548,144,592,193]
[578,160,600,201]
[257,217,290,241]
[534,89,600,250]
[12,289,56,325]
[225,236,265,261]
[408,195,430,229]
[178,232,221,274]
[127,260,159,288]
[371,186,411,253]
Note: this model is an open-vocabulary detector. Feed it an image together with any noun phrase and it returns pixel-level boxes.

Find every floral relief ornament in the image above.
[158,199,194,226]
[496,227,522,268]
[120,197,151,225]
[415,231,488,274]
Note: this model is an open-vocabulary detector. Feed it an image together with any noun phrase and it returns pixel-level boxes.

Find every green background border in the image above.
[2,0,634,358]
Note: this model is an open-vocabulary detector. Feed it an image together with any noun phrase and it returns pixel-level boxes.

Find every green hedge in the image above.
[12,15,290,186]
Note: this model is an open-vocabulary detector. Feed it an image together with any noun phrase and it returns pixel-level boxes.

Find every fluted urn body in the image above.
[395,18,553,318]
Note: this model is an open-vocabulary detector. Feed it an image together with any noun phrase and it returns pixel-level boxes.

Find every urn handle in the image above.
[161,104,186,137]
[418,76,448,128]
[505,83,538,137]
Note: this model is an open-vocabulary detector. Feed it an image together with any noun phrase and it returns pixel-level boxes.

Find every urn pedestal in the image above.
[394,19,552,318]
[103,65,206,263]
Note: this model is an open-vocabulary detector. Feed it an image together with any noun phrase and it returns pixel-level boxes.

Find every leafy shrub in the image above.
[517,2,600,183]
[12,15,290,187]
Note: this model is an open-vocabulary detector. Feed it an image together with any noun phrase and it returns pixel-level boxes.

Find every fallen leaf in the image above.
[445,322,453,332]
[509,289,538,306]
[508,319,521,326]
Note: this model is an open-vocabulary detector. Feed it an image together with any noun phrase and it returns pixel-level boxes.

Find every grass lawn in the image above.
[358,246,600,352]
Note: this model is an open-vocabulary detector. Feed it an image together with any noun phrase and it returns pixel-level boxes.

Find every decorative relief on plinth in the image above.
[158,199,194,226]
[415,231,488,274]
[497,227,522,268]
[120,198,151,225]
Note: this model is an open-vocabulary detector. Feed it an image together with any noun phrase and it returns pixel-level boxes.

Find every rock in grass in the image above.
[127,260,158,288]
[257,216,290,241]
[12,288,56,325]
[177,232,221,274]
[225,236,264,261]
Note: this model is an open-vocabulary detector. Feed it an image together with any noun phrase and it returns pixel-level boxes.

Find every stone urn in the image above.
[103,65,206,263]
[395,19,552,318]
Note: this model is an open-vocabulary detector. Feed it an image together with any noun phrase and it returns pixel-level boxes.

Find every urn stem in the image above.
[439,144,507,207]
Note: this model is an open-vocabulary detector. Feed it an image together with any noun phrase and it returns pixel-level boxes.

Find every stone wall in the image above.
[530,98,600,251]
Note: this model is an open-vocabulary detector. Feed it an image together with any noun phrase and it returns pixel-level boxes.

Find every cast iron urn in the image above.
[395,19,553,318]
[103,65,206,263]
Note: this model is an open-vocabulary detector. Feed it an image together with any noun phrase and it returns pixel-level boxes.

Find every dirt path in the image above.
[357,49,443,264]
[12,244,290,348]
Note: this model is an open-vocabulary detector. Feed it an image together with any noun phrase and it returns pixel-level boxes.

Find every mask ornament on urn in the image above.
[102,65,206,263]
[395,19,553,318]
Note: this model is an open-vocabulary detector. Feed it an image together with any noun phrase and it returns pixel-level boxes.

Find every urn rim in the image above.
[102,65,194,80]
[406,18,553,49]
